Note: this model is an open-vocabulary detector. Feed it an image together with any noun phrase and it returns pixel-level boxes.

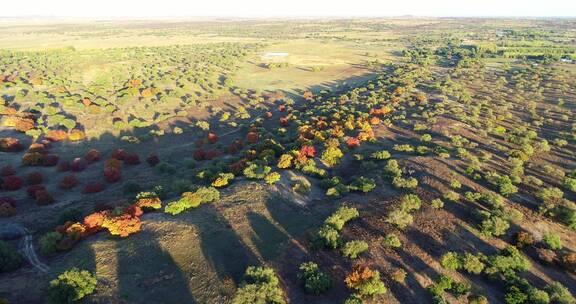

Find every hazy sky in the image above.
[2,0,575,18]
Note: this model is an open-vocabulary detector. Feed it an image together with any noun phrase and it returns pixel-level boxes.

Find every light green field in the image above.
[233,39,398,94]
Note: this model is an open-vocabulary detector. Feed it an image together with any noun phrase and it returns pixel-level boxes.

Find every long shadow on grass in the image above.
[195,204,258,282]
[247,211,289,261]
[263,193,321,240]
[115,231,197,304]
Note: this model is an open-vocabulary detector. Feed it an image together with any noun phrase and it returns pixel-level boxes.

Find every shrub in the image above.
[386,210,413,229]
[431,198,444,209]
[297,262,332,295]
[349,176,376,193]
[164,187,219,215]
[342,240,369,259]
[0,137,24,152]
[195,186,220,203]
[207,132,219,144]
[84,149,100,163]
[26,172,43,185]
[370,150,391,160]
[321,145,343,167]
[83,212,106,233]
[122,153,140,165]
[560,253,576,272]
[146,154,160,167]
[134,193,162,210]
[103,167,121,183]
[344,295,363,304]
[102,215,141,237]
[0,200,16,217]
[68,129,85,141]
[441,252,462,270]
[0,240,23,272]
[383,233,402,248]
[154,161,176,174]
[344,266,387,298]
[515,231,535,248]
[2,176,23,191]
[384,159,402,178]
[35,189,55,205]
[232,266,285,304]
[450,180,462,189]
[546,282,575,304]
[83,182,104,194]
[46,268,97,304]
[542,233,562,250]
[39,232,64,255]
[46,130,68,142]
[277,154,293,169]
[171,179,192,194]
[165,193,201,215]
[324,206,359,231]
[392,176,419,189]
[22,152,45,166]
[265,172,281,185]
[484,246,530,276]
[391,268,407,283]
[59,175,78,190]
[27,184,46,198]
[450,281,471,298]
[461,253,485,274]
[476,210,511,237]
[400,194,421,212]
[528,288,550,304]
[314,225,340,249]
[42,154,59,167]
[564,178,576,193]
[505,286,528,304]
[212,173,235,188]
[243,163,272,179]
[469,296,489,304]
[443,190,460,202]
[71,158,86,172]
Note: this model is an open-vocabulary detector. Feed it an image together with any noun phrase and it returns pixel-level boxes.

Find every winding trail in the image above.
[17,226,49,273]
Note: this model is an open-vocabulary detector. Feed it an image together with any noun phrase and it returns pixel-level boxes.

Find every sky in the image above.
[1,0,575,18]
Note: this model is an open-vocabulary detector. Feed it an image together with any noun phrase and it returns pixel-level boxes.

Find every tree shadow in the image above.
[247,211,289,261]
[194,204,258,283]
[115,230,197,304]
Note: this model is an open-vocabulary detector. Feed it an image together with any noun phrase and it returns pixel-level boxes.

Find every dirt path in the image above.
[18,226,49,273]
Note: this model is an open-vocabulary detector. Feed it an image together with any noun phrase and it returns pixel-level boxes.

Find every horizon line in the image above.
[1,15,576,20]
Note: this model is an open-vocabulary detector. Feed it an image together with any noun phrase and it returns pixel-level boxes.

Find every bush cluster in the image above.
[232,266,285,304]
[297,262,332,295]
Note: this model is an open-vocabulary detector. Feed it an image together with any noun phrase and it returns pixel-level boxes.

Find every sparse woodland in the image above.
[0,18,575,304]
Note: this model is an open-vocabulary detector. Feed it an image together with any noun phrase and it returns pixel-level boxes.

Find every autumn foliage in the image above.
[246,132,259,144]
[59,175,79,190]
[103,167,121,183]
[35,190,55,205]
[146,154,160,167]
[84,149,101,163]
[82,182,104,194]
[71,158,87,172]
[0,197,17,217]
[207,132,219,144]
[0,138,24,152]
[346,137,361,149]
[2,176,23,191]
[46,130,68,142]
[26,172,43,185]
